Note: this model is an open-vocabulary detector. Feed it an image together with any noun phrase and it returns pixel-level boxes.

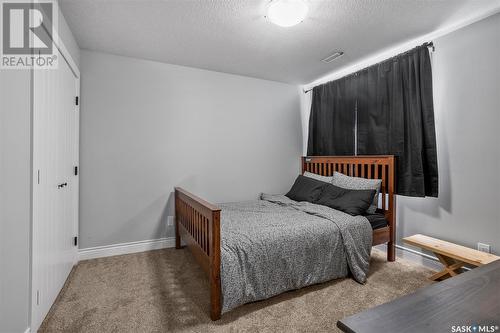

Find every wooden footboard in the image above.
[174,187,222,320]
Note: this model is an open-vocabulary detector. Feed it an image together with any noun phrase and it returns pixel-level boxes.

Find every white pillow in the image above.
[331,171,382,214]
[303,171,333,184]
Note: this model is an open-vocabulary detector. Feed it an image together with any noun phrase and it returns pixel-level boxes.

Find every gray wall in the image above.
[397,13,500,254]
[79,50,302,249]
[0,70,32,333]
[0,4,79,332]
[300,13,500,255]
[57,2,80,68]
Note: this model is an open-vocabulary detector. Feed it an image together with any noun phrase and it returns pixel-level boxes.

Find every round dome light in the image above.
[267,0,308,27]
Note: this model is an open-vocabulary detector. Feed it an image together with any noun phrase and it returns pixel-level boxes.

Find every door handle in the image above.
[57,182,68,189]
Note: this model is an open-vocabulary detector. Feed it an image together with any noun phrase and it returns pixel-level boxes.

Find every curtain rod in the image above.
[303,42,435,94]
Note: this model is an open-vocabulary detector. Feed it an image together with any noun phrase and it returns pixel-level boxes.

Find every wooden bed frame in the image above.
[175,155,396,320]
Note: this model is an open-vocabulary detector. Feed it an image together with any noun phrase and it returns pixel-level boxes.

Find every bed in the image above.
[175,155,396,320]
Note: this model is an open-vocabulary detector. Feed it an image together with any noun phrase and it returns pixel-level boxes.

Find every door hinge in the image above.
[36,290,40,305]
[75,96,79,106]
[74,166,78,176]
[74,236,78,246]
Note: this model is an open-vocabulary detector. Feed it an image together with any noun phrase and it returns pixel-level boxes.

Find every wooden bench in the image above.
[403,234,500,281]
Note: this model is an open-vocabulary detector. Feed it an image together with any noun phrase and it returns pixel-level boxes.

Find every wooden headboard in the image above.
[302,155,395,211]
[302,155,396,260]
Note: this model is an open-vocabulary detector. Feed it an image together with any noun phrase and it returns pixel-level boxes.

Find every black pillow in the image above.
[315,183,375,216]
[285,175,326,203]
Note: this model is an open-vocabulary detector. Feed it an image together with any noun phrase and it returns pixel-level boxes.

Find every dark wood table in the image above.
[337,259,500,333]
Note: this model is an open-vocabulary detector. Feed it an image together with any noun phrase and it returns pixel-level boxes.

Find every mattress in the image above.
[364,213,388,230]
[218,194,373,313]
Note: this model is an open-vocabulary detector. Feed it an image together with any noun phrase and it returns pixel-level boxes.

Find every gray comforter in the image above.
[219,194,373,313]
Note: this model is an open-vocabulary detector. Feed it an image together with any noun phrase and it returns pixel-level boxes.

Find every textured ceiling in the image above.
[60,0,500,84]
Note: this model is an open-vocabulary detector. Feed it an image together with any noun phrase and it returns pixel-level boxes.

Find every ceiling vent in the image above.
[321,51,344,63]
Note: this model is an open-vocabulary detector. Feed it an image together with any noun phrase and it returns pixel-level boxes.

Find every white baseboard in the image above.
[79,237,470,268]
[24,328,30,333]
[78,237,176,261]
[375,243,444,271]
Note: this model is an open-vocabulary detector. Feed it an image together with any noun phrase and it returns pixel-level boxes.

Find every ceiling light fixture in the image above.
[267,0,308,27]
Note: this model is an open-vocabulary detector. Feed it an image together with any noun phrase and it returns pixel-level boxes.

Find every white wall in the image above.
[300,13,500,254]
[79,50,302,249]
[0,4,79,331]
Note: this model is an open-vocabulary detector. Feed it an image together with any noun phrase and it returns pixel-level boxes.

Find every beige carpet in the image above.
[39,248,434,333]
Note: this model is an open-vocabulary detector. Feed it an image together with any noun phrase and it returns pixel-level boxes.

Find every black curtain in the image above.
[307,75,357,156]
[307,44,438,197]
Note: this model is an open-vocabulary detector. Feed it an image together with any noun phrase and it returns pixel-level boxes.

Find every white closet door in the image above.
[32,46,79,331]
